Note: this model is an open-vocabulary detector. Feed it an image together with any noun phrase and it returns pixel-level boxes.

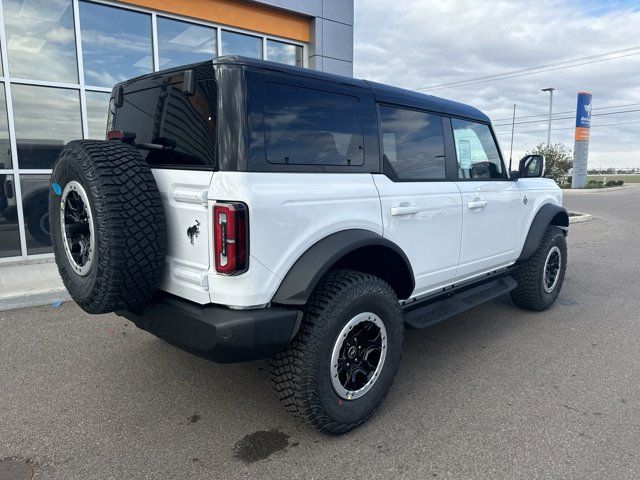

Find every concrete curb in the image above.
[569,212,593,224]
[0,289,71,312]
[0,261,71,312]
[563,185,636,194]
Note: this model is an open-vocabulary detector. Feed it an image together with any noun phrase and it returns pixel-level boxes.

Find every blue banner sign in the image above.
[575,92,592,129]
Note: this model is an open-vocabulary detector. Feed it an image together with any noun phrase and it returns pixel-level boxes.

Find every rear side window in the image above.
[451,119,505,179]
[110,77,217,168]
[264,83,364,166]
[379,105,446,180]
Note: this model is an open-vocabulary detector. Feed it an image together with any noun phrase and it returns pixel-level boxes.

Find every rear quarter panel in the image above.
[208,172,383,307]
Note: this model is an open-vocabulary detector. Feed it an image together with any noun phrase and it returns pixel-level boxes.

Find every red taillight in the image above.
[106,130,124,140]
[214,202,248,275]
[106,130,136,142]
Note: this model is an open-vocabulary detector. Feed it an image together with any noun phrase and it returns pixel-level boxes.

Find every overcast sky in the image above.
[354,0,640,169]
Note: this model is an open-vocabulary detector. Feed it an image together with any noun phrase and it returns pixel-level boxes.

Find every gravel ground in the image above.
[1,186,639,480]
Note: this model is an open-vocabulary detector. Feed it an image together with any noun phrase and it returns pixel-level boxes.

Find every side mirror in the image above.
[509,170,520,181]
[519,154,545,178]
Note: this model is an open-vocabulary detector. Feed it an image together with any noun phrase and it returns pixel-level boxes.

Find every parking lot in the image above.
[1,186,639,480]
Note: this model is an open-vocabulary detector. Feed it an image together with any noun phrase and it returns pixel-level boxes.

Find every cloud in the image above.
[354,0,640,168]
[46,26,75,44]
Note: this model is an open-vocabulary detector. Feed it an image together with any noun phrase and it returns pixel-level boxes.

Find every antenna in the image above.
[509,103,516,171]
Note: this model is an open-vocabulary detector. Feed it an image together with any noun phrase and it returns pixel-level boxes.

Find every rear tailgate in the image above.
[153,169,213,303]
[108,64,217,304]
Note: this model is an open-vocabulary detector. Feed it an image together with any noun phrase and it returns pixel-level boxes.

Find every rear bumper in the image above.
[116,294,302,363]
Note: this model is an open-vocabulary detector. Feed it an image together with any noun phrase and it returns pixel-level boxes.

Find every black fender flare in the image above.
[518,203,569,261]
[271,229,415,306]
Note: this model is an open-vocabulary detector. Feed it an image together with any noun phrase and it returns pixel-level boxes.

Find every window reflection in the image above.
[20,174,52,253]
[86,90,109,139]
[0,174,22,257]
[79,1,152,87]
[221,30,262,58]
[0,85,12,169]
[267,40,302,66]
[157,17,216,69]
[111,75,217,168]
[379,106,446,180]
[452,119,505,179]
[12,84,82,169]
[264,83,363,166]
[3,0,78,83]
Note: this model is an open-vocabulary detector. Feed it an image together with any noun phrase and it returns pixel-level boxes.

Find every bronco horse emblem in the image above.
[187,220,200,244]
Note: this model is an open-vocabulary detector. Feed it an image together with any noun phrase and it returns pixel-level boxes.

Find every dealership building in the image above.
[0,0,354,265]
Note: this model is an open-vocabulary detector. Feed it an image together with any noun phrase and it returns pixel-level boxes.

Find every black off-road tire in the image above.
[49,140,166,314]
[271,269,404,435]
[511,226,567,311]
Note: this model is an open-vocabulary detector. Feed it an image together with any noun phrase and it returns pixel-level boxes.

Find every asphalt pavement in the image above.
[1,186,639,480]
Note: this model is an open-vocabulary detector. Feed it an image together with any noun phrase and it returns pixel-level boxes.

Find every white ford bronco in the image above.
[49,56,568,434]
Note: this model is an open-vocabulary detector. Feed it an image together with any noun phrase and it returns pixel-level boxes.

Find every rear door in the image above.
[374,105,463,297]
[109,71,217,303]
[449,118,522,278]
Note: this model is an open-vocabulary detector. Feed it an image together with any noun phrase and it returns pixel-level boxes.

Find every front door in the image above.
[374,105,463,297]
[450,118,522,279]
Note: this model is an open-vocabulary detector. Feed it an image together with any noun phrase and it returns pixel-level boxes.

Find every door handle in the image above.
[467,200,488,209]
[391,203,419,216]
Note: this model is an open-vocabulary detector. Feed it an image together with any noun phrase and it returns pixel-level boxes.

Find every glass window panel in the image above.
[0,174,22,257]
[0,84,12,169]
[86,90,110,140]
[157,17,216,69]
[379,106,446,180]
[79,1,152,87]
[451,118,505,179]
[111,76,217,168]
[221,30,262,59]
[12,85,82,169]
[264,83,364,166]
[3,0,78,82]
[267,39,303,66]
[20,174,51,254]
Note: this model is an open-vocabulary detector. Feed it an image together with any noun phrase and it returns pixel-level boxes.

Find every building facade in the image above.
[0,0,354,264]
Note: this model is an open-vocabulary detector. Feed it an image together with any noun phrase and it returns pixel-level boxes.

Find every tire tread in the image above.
[511,226,566,311]
[50,140,166,314]
[270,269,402,435]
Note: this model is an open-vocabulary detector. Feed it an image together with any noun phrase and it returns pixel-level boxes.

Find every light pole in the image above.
[541,87,555,146]
[509,103,516,171]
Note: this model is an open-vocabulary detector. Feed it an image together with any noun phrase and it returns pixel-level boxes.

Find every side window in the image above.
[451,119,505,179]
[264,83,364,166]
[378,105,445,180]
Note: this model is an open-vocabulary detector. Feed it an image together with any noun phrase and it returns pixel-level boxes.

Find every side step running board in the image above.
[403,276,517,329]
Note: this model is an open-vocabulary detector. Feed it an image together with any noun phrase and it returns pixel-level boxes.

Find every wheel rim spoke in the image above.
[543,246,562,293]
[60,182,95,276]
[330,312,388,400]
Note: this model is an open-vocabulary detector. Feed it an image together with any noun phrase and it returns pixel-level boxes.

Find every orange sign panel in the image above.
[575,127,590,142]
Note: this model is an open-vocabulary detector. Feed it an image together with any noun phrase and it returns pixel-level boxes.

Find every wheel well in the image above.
[332,245,414,300]
[551,210,569,228]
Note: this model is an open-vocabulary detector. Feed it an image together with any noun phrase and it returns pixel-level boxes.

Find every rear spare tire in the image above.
[49,140,166,314]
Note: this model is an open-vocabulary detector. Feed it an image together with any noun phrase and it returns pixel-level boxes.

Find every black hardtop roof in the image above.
[117,56,489,124]
[214,56,490,123]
